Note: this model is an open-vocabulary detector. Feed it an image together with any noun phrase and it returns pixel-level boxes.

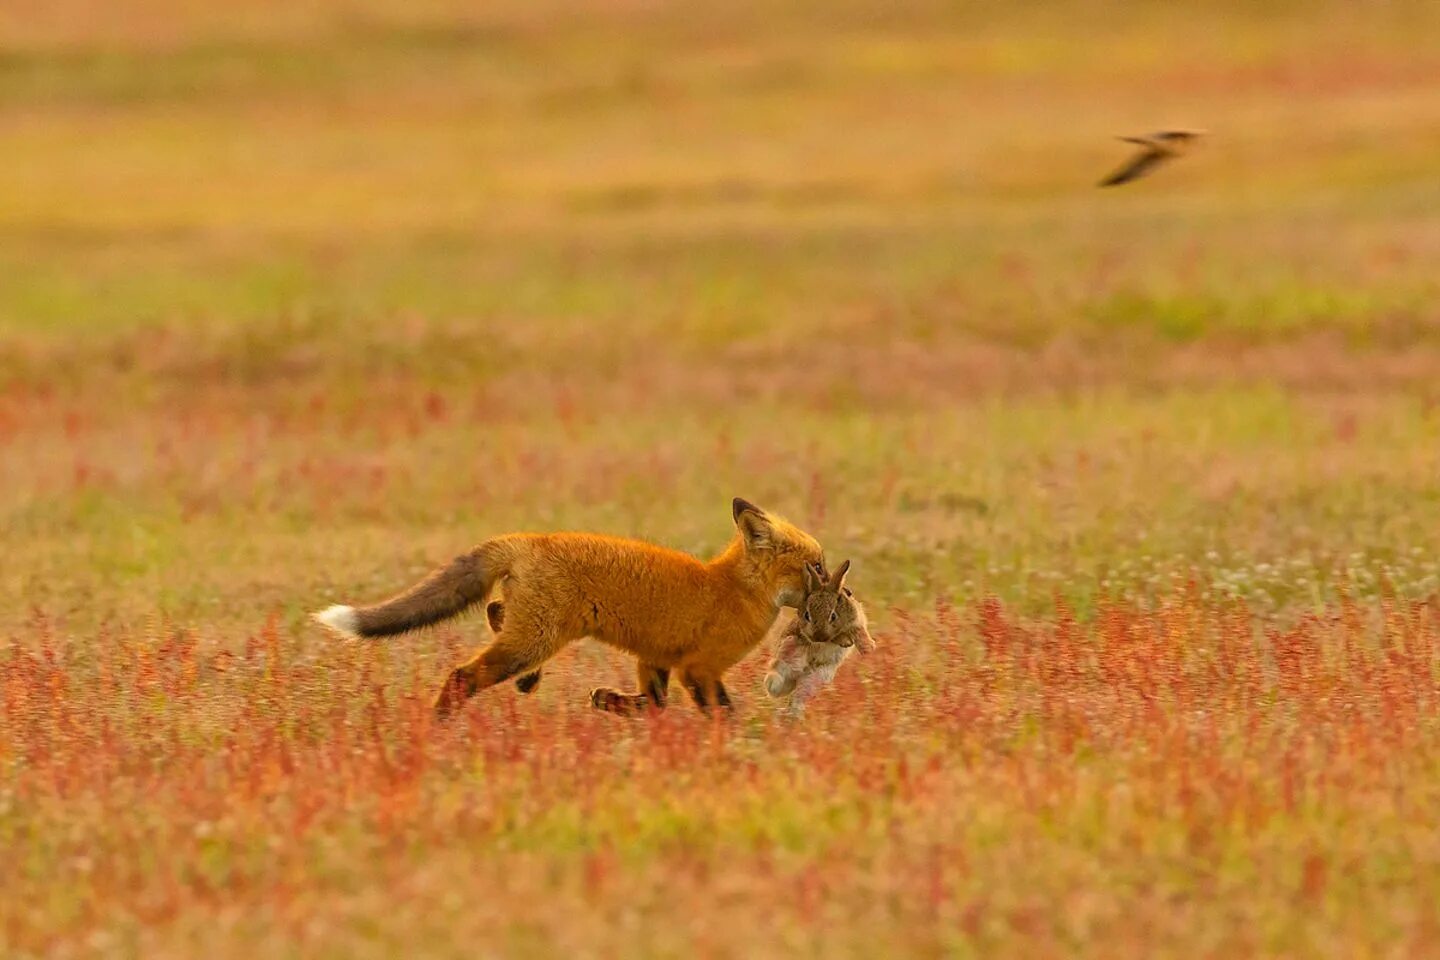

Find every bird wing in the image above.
[1098,147,1167,187]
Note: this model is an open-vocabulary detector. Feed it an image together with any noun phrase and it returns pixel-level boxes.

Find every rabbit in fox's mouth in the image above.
[764,558,874,716]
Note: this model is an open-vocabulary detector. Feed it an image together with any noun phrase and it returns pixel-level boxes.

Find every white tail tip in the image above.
[314,604,360,636]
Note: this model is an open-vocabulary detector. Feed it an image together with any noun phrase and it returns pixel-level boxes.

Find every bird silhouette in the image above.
[1099,130,1206,187]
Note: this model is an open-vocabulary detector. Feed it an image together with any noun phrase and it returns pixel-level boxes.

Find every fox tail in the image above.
[314,540,509,639]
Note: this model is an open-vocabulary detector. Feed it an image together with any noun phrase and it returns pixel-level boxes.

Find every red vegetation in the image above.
[5,591,1439,955]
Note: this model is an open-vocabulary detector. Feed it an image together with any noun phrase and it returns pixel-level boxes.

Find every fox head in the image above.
[794,559,874,651]
[731,497,826,609]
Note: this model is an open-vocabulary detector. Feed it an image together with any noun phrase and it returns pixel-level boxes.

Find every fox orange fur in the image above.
[313,498,825,720]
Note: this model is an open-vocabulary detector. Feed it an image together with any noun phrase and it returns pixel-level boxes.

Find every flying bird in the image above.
[1098,129,1205,187]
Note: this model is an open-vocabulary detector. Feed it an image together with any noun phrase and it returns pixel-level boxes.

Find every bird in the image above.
[1098,129,1206,187]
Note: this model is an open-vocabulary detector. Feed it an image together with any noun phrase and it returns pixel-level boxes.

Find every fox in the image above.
[483,599,544,695]
[764,559,874,717]
[313,498,826,720]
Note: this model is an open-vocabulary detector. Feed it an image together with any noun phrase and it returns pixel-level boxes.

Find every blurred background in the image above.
[9,7,1440,955]
[2,0,1439,631]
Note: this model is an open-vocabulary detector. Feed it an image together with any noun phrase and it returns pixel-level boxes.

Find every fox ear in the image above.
[829,559,851,591]
[732,497,773,550]
[732,497,761,523]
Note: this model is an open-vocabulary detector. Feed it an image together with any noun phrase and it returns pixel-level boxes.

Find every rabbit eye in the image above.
[830,610,838,622]
[802,609,811,622]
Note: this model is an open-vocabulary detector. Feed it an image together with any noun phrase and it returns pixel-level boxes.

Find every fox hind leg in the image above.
[434,606,566,721]
[485,601,542,694]
[434,644,537,721]
[591,662,670,716]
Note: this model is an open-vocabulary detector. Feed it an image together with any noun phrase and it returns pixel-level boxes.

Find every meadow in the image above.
[4,0,1440,956]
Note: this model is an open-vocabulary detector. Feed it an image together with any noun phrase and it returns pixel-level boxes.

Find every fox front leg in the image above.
[682,673,734,714]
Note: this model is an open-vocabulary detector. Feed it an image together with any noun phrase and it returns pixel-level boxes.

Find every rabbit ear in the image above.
[829,559,851,591]
[803,563,821,593]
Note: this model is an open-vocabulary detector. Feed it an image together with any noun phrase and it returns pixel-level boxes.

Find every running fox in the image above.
[313,498,826,720]
[764,559,874,716]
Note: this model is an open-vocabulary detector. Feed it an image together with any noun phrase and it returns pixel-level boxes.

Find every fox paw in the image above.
[590,688,650,716]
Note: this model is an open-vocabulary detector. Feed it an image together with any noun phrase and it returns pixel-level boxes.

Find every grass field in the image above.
[5,1,1440,956]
